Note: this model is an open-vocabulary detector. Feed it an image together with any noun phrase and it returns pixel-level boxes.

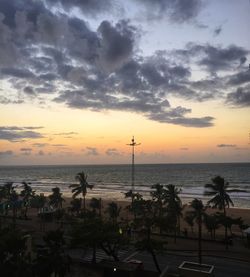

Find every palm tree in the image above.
[164,184,182,241]
[203,213,219,239]
[48,187,65,209]
[184,212,195,234]
[30,193,46,212]
[151,184,166,228]
[20,182,35,219]
[190,199,206,264]
[69,172,93,217]
[133,198,166,273]
[125,190,142,220]
[106,201,121,225]
[89,197,102,217]
[70,198,82,216]
[204,175,245,248]
[3,183,19,225]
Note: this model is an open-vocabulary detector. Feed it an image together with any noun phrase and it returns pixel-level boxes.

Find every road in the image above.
[124,250,250,277]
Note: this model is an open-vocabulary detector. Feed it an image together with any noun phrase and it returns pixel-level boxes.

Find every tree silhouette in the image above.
[190,199,206,264]
[69,172,93,217]
[105,201,121,225]
[49,187,65,209]
[89,197,102,218]
[204,176,245,249]
[20,182,35,219]
[164,184,182,241]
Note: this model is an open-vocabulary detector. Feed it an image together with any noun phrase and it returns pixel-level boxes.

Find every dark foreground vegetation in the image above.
[0,173,249,276]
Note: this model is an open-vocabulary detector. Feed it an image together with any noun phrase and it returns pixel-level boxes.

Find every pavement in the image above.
[123,250,250,277]
[67,243,250,276]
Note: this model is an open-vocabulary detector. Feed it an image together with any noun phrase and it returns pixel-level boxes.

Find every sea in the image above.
[0,163,249,208]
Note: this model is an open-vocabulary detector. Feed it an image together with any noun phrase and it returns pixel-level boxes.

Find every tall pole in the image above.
[127,136,141,193]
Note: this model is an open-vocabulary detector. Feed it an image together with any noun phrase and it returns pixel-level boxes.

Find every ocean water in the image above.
[0,163,249,208]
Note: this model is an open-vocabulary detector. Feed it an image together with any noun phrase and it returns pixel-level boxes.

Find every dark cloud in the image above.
[149,111,214,127]
[227,71,250,86]
[178,43,249,73]
[53,51,215,128]
[23,86,36,96]
[135,0,203,23]
[213,26,222,36]
[180,147,189,150]
[0,150,13,156]
[217,144,236,148]
[85,147,99,156]
[97,20,138,72]
[226,85,250,107]
[1,67,35,79]
[0,126,44,141]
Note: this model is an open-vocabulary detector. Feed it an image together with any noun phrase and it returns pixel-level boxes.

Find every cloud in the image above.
[32,143,49,147]
[0,126,44,141]
[0,1,247,129]
[105,148,121,156]
[0,150,13,156]
[226,85,250,107]
[45,0,113,16]
[20,147,32,155]
[37,150,44,156]
[213,26,222,36]
[53,50,215,128]
[135,0,204,23]
[217,144,236,148]
[51,144,67,147]
[85,147,99,156]
[97,20,138,72]
[176,43,249,73]
[0,96,24,104]
[180,147,189,150]
[54,132,78,135]
[227,71,250,86]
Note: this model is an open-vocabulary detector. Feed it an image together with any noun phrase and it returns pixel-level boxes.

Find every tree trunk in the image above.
[83,195,86,218]
[223,205,228,250]
[99,198,102,218]
[92,244,96,264]
[25,205,28,219]
[198,216,202,264]
[149,248,161,273]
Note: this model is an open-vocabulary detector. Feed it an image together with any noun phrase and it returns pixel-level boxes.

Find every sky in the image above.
[0,0,249,165]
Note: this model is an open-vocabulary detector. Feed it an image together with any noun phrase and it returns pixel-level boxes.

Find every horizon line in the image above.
[0,161,250,167]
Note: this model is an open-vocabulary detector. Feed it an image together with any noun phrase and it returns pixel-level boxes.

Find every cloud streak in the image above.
[0,126,44,141]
